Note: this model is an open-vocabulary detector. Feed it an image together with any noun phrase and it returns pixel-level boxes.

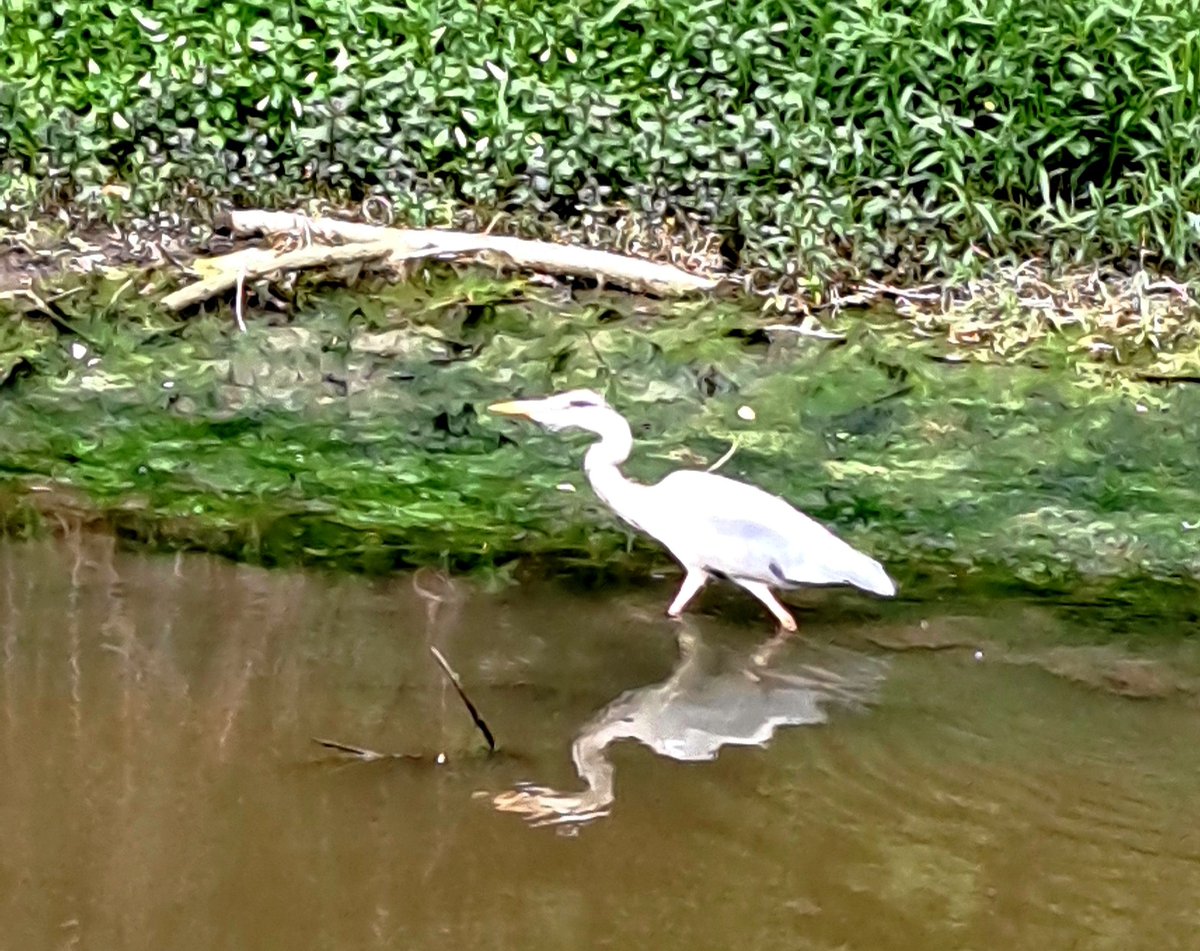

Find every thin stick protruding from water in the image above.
[429,646,496,753]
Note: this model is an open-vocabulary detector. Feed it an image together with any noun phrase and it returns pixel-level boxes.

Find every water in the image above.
[0,537,1197,950]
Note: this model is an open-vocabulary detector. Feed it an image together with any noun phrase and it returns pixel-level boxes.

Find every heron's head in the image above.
[488,389,616,433]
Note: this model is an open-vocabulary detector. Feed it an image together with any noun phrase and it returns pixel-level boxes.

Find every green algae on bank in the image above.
[0,271,1198,595]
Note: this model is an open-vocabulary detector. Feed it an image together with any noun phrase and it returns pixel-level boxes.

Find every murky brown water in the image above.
[1,537,1198,950]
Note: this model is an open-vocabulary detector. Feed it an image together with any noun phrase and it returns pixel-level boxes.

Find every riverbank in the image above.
[1,261,1197,615]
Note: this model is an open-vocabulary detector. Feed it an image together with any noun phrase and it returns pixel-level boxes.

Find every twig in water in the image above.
[312,737,386,760]
[429,646,496,753]
[311,737,430,762]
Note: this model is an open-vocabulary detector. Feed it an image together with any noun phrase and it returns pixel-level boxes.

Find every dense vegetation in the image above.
[3,0,1200,282]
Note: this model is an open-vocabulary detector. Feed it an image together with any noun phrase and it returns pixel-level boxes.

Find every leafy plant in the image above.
[3,0,1200,283]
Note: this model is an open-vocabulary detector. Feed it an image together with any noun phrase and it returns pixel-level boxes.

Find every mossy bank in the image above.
[1,271,1198,619]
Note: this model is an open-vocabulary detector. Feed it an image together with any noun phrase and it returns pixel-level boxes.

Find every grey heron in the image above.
[489,389,896,631]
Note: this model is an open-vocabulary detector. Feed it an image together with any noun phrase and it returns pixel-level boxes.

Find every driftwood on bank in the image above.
[162,209,720,312]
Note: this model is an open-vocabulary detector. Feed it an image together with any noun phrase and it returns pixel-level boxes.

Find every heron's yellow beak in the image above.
[488,400,532,417]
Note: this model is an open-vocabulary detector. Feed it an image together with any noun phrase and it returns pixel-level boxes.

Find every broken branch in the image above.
[160,209,720,312]
[160,238,417,311]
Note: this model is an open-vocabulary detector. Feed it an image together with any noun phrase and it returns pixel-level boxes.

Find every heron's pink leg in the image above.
[736,581,798,632]
[667,569,708,618]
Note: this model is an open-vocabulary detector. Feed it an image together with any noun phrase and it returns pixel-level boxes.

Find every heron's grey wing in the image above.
[653,470,883,588]
[699,516,842,585]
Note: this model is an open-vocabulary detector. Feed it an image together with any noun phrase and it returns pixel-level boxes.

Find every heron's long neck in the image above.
[582,410,646,520]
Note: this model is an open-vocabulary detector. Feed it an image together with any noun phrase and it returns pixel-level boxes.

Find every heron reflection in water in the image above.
[493,622,887,827]
[490,390,896,632]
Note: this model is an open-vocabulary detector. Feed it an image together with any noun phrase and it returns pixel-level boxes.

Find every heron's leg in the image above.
[736,581,798,633]
[667,569,709,618]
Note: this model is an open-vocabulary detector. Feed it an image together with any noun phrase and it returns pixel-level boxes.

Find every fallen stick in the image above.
[225,209,721,295]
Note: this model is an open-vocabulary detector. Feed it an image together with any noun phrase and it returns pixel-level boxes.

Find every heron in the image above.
[489,389,896,632]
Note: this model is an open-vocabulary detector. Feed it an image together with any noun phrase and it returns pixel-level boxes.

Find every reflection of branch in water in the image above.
[411,568,463,631]
[412,570,496,752]
[493,623,888,828]
[311,644,495,761]
[312,572,496,762]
